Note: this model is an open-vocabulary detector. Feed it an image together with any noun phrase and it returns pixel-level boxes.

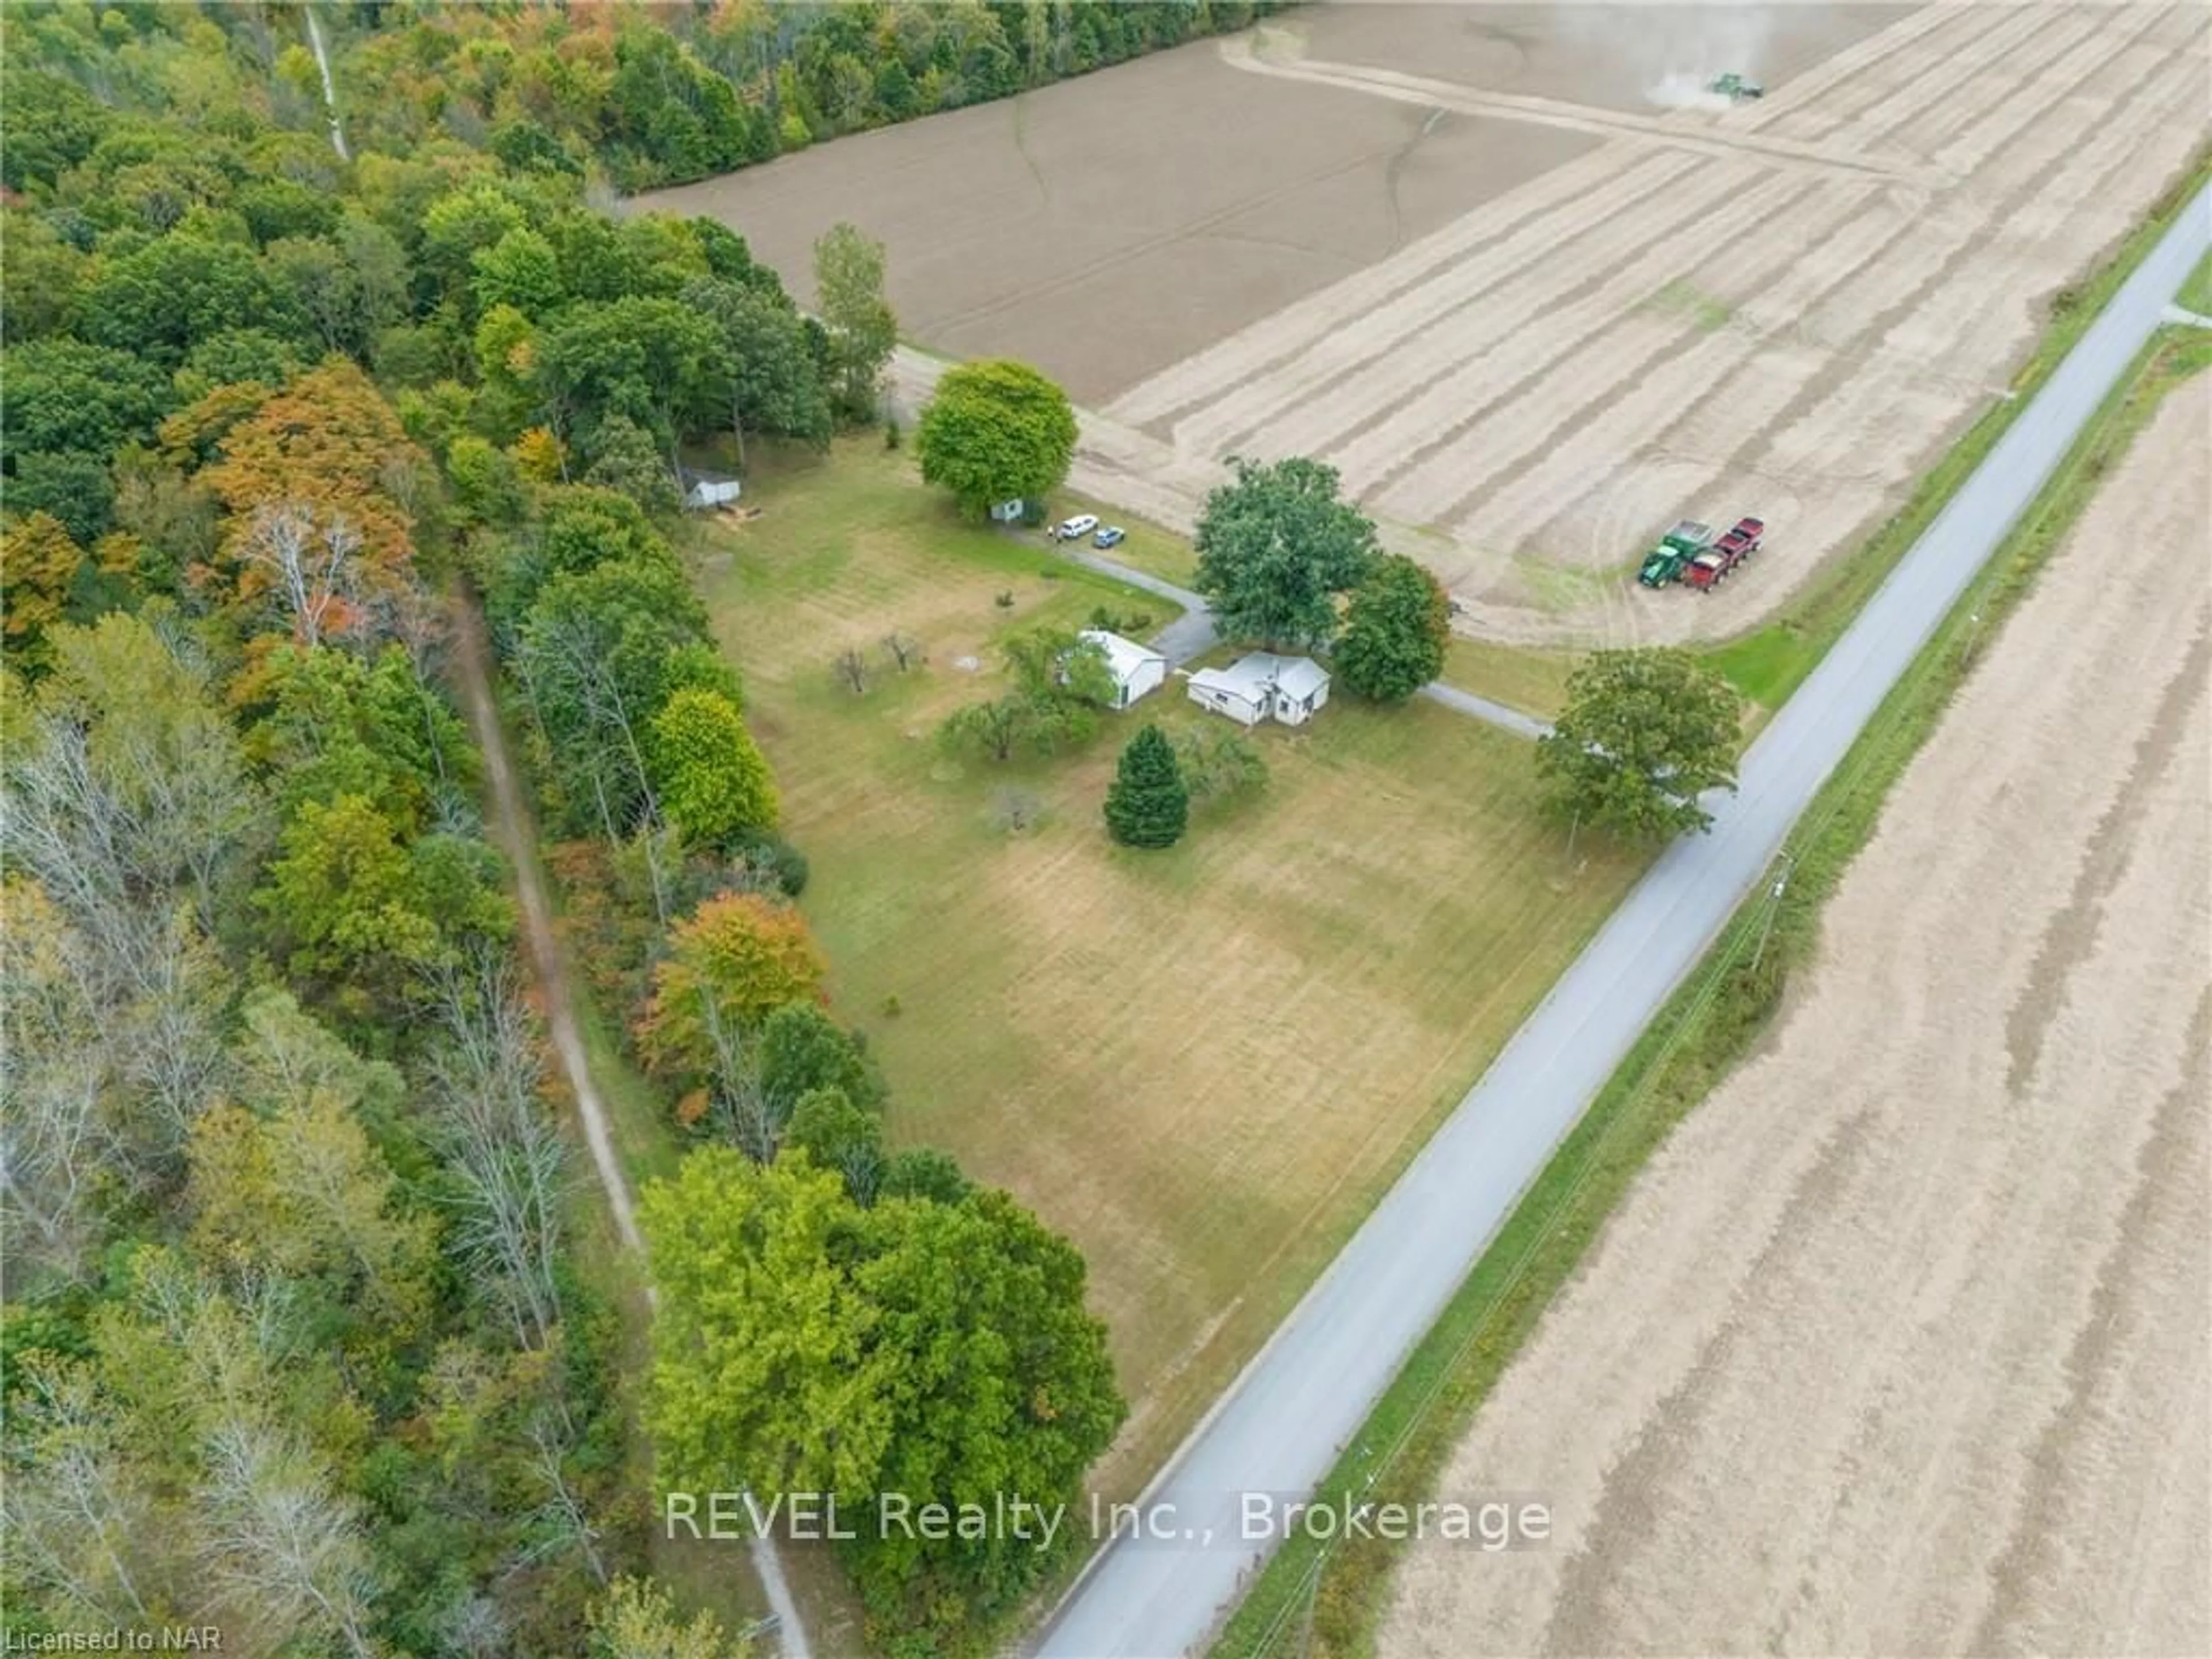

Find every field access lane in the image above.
[1033,180,2212,1659]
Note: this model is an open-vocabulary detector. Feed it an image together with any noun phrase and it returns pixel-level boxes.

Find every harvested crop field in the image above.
[1114,3,2209,646]
[1380,374,2212,1656]
[647,3,2206,652]
[637,33,1596,406]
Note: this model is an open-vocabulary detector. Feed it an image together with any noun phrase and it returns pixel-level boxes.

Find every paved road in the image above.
[1035,183,2211,1659]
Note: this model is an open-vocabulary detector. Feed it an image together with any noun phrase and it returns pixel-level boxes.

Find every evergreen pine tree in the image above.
[1103,723,1189,849]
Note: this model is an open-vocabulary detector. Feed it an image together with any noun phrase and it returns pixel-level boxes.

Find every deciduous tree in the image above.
[1335,553,1450,703]
[637,892,828,1080]
[1193,456,1378,649]
[647,687,778,851]
[1536,648,1741,840]
[682,275,831,463]
[915,359,1077,517]
[849,1188,1125,1635]
[813,222,896,420]
[640,1150,891,1498]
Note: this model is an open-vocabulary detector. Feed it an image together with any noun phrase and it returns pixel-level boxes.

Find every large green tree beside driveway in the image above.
[915,359,1078,517]
[1192,456,1378,649]
[1336,553,1451,703]
[1537,648,1741,839]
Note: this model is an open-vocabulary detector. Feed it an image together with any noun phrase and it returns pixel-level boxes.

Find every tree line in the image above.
[3,4,1123,1656]
[320,1,1283,192]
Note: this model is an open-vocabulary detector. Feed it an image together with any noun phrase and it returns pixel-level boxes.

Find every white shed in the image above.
[1078,629,1168,710]
[1186,652,1331,727]
[684,476,743,510]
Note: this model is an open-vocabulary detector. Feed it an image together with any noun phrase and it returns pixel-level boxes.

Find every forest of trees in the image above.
[324,0,1282,191]
[3,5,1131,1655]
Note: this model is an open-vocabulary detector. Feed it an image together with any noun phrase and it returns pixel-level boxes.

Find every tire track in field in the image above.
[1216,157,1769,469]
[1501,6,2190,574]
[1161,150,1700,456]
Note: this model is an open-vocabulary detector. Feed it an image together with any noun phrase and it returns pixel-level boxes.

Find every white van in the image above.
[1056,514,1099,541]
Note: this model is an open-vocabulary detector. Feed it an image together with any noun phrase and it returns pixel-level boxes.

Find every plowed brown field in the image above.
[1380,373,2211,1657]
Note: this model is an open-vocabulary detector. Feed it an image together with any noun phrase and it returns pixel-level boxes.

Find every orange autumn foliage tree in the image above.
[635,891,828,1085]
[193,358,430,646]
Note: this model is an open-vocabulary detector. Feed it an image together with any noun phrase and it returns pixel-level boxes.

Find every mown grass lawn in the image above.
[692,438,1646,1491]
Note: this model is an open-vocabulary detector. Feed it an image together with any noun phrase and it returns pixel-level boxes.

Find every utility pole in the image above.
[1750,855,1793,972]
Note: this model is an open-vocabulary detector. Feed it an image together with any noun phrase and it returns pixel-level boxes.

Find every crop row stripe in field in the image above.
[1385,176,1888,529]
[1487,25,2199,564]
[1450,6,2191,548]
[1509,26,2194,555]
[1134,4,2167,475]
[1739,2,1980,137]
[1755,54,2212,570]
[1161,149,1708,459]
[1843,1,2104,163]
[1434,180,1901,543]
[1776,2,2052,149]
[1907,3,2187,177]
[1222,159,1778,475]
[1108,146,1683,434]
[1323,173,1818,499]
[1337,169,1832,513]
[1511,192,1925,563]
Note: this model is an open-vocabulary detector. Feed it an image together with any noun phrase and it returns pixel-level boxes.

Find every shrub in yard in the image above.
[1104,724,1188,849]
[1173,726,1268,808]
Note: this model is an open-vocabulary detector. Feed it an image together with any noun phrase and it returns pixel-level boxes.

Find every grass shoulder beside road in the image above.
[1210,319,2211,1659]
[1703,143,2211,711]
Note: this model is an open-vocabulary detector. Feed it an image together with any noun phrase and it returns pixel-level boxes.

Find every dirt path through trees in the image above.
[446,599,816,1659]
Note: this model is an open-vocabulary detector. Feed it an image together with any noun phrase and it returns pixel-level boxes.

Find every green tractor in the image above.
[1638,520,1713,588]
[1708,71,1764,102]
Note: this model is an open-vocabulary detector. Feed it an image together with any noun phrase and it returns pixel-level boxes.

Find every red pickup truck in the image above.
[1685,515,1765,590]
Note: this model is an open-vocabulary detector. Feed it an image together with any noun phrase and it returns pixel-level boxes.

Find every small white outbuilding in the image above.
[684,476,743,510]
[1079,629,1168,710]
[1187,652,1331,728]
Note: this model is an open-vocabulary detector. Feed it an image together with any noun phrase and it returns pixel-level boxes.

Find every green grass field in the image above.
[691,438,1646,1490]
[2179,249,2212,317]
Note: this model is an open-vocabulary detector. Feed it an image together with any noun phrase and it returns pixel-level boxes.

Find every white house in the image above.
[1186,652,1331,728]
[683,476,742,510]
[1079,629,1168,710]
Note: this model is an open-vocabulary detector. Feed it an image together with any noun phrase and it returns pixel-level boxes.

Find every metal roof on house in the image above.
[1079,630,1165,682]
[1196,651,1328,702]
